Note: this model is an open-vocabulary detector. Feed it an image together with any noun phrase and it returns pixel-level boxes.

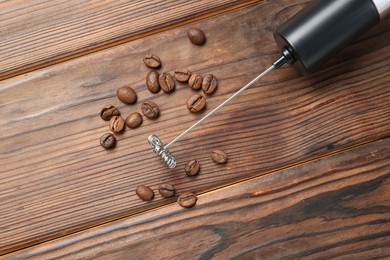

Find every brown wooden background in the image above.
[0,0,389,258]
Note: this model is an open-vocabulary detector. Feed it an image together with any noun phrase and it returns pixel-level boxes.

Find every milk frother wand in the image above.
[149,0,390,168]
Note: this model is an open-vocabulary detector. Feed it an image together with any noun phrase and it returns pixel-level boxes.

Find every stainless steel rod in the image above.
[164,64,275,149]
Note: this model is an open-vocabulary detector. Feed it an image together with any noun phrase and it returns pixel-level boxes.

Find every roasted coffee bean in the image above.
[136,185,154,201]
[100,105,120,121]
[202,74,218,94]
[185,159,200,176]
[184,160,200,176]
[141,100,159,119]
[187,94,206,113]
[211,150,227,164]
[100,133,116,149]
[125,112,143,129]
[177,192,197,208]
[188,74,203,90]
[117,86,137,104]
[158,183,175,198]
[159,72,175,93]
[146,71,160,93]
[143,54,161,68]
[174,68,192,82]
[187,28,206,45]
[109,116,125,133]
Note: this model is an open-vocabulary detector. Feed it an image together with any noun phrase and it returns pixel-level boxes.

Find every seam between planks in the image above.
[2,135,387,256]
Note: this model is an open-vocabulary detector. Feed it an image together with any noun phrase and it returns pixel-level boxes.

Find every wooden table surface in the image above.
[0,0,389,258]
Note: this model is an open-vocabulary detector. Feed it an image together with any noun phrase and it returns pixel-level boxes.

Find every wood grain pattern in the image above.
[0,0,389,254]
[0,0,260,80]
[4,138,389,259]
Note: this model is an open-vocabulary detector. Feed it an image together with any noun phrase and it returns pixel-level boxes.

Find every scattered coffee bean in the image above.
[159,72,175,93]
[100,105,120,121]
[125,112,143,129]
[158,183,175,198]
[187,94,206,113]
[174,68,192,82]
[188,74,203,90]
[141,100,160,119]
[100,133,116,149]
[185,159,200,176]
[177,192,197,208]
[187,28,206,45]
[211,150,227,164]
[202,74,218,94]
[109,116,125,133]
[136,185,154,201]
[143,54,161,68]
[146,71,160,93]
[117,86,137,104]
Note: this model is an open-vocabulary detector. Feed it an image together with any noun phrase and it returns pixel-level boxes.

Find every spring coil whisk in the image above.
[148,135,177,168]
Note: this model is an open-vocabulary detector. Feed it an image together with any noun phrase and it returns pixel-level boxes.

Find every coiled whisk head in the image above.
[148,135,177,168]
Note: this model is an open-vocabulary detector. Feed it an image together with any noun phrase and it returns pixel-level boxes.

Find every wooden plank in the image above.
[4,138,389,259]
[0,0,389,254]
[0,0,260,80]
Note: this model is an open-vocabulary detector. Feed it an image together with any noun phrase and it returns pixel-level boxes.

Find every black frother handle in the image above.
[274,0,381,75]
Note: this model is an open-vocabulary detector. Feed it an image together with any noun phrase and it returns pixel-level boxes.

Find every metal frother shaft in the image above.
[148,57,287,168]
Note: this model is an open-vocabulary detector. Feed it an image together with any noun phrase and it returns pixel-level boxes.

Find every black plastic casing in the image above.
[274,0,380,75]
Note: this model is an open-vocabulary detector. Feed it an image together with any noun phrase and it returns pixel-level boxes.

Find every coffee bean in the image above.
[185,159,200,176]
[146,71,160,93]
[100,105,120,121]
[100,133,116,149]
[109,116,125,133]
[158,183,175,198]
[125,112,143,129]
[177,192,197,208]
[174,68,192,82]
[211,150,227,164]
[187,94,206,113]
[136,185,154,201]
[117,86,137,104]
[141,101,159,119]
[202,74,218,94]
[187,28,206,45]
[188,74,203,90]
[159,72,175,93]
[143,54,161,68]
